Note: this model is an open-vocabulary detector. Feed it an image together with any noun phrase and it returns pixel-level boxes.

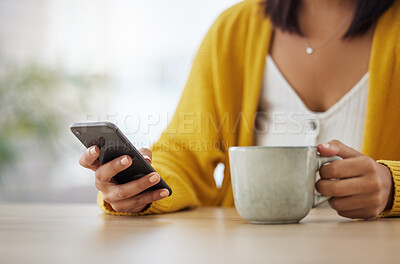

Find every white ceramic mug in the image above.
[229,146,341,224]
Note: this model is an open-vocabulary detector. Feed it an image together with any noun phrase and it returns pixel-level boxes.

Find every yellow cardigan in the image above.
[98,0,400,217]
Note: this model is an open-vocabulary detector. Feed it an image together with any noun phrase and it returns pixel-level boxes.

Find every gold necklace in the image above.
[302,15,351,54]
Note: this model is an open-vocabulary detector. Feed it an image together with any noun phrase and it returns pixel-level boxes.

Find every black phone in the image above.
[70,121,172,196]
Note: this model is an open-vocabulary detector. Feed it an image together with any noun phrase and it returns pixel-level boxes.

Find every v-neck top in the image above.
[255,55,369,151]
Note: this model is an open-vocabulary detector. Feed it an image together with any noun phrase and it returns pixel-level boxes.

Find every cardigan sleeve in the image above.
[97,12,230,216]
[377,160,400,217]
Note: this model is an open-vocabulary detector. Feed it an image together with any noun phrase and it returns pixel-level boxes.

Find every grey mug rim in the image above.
[229,146,317,152]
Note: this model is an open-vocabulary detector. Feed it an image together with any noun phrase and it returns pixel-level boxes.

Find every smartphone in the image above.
[70,121,172,196]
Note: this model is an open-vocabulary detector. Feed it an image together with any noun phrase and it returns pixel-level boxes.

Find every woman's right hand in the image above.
[79,145,169,213]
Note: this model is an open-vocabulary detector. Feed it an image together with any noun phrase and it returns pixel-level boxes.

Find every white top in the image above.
[255,55,369,151]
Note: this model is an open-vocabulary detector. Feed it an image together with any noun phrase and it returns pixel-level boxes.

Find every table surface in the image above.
[0,204,399,264]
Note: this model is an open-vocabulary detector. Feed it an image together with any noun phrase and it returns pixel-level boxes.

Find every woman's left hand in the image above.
[316,140,394,219]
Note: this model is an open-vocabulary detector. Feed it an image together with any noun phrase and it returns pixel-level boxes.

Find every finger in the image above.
[111,203,147,214]
[110,188,169,213]
[95,155,132,182]
[318,140,362,159]
[319,156,372,179]
[139,148,152,164]
[336,207,382,220]
[328,194,377,212]
[104,172,163,202]
[316,176,369,197]
[79,146,101,171]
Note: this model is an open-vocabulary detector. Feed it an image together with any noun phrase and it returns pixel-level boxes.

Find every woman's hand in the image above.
[79,146,169,213]
[316,140,394,219]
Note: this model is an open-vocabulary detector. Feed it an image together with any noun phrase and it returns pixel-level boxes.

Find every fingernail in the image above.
[89,146,97,155]
[322,143,330,148]
[143,155,151,162]
[149,173,159,183]
[121,156,129,165]
[160,190,169,198]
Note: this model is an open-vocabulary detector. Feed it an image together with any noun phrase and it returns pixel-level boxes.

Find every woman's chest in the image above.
[255,56,369,151]
[269,29,372,112]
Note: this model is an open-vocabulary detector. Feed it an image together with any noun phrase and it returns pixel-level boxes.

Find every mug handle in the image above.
[312,155,342,208]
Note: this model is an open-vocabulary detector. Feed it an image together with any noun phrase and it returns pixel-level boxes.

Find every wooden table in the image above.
[0,204,399,264]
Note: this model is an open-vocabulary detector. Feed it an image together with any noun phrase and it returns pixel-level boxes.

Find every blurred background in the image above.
[0,0,239,203]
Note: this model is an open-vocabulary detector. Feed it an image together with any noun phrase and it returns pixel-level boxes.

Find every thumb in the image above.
[317,140,362,159]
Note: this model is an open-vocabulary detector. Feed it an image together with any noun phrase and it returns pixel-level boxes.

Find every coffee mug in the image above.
[229,146,341,224]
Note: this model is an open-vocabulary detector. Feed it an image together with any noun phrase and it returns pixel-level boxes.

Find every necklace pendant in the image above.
[306,47,314,54]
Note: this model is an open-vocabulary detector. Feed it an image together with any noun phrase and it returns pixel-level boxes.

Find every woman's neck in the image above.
[300,0,355,14]
[298,0,356,39]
